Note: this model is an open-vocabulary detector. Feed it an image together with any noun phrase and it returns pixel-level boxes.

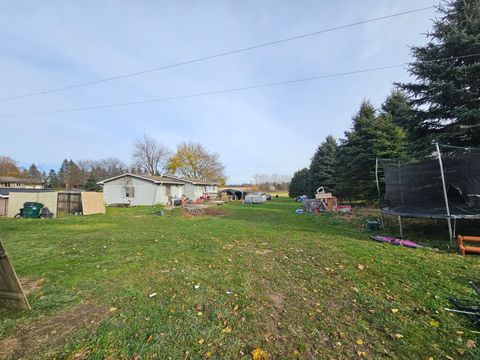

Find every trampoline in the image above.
[376,143,480,242]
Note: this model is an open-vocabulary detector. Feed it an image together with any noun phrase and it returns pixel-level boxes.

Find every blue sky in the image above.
[0,1,437,183]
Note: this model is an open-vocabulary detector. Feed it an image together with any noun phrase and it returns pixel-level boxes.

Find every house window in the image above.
[124,186,135,198]
[4,183,10,187]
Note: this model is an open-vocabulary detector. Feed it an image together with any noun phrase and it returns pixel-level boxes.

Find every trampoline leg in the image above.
[447,218,453,245]
[398,216,403,238]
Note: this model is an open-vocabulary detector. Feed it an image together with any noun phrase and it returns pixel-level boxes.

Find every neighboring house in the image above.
[0,177,43,189]
[161,175,218,199]
[97,174,185,206]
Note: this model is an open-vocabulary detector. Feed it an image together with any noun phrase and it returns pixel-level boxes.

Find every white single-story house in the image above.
[97,173,218,206]
[97,174,184,206]
[160,175,218,200]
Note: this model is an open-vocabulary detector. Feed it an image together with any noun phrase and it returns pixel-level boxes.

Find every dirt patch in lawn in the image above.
[0,303,109,360]
[265,290,285,342]
[182,205,230,218]
[18,277,44,295]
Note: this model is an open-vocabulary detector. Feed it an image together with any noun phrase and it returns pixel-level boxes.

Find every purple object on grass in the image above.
[370,236,422,248]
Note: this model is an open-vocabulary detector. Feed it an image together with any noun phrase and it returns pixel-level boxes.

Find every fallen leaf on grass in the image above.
[251,348,269,360]
[149,293,157,298]
[456,348,465,355]
[147,335,153,342]
[222,327,232,334]
[430,320,440,327]
[109,307,118,312]
[357,264,365,270]
[356,339,364,345]
[204,351,212,358]
[395,333,404,339]
[198,338,205,345]
[391,308,399,313]
[466,339,476,348]
[197,311,203,316]
[357,350,367,357]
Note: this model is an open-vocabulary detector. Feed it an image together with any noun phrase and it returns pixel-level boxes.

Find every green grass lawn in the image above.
[0,198,479,359]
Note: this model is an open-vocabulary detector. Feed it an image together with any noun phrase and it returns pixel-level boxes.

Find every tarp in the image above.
[244,194,266,204]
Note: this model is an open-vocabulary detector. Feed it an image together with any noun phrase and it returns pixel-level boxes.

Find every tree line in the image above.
[289,0,480,201]
[252,174,291,191]
[0,137,226,191]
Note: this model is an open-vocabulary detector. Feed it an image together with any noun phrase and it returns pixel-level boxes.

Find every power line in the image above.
[2,53,478,118]
[0,65,405,117]
[0,6,434,103]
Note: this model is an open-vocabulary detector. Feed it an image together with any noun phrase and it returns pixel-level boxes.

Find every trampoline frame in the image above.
[376,143,480,243]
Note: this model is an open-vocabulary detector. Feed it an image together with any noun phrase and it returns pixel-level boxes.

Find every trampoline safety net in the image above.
[378,145,480,219]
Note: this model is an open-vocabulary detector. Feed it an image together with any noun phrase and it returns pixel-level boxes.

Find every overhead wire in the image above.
[1,52,479,118]
[0,6,434,103]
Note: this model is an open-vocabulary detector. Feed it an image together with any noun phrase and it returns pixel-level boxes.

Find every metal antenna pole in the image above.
[436,142,453,244]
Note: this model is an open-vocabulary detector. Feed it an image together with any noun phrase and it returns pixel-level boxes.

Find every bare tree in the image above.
[132,134,171,175]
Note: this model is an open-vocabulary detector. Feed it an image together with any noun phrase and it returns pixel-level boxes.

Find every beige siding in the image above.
[0,198,7,216]
[7,192,58,218]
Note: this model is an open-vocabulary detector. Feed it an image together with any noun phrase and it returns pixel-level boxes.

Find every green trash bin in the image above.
[22,202,44,219]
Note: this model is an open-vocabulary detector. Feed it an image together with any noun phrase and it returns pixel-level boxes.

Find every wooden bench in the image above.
[457,235,480,255]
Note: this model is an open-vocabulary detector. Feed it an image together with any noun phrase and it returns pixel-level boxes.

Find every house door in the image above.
[165,185,172,197]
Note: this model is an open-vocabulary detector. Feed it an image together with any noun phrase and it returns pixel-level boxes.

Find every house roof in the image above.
[97,173,218,186]
[0,177,43,184]
[160,174,219,186]
[97,173,185,185]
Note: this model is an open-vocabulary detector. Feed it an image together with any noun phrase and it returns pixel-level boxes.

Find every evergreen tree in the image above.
[46,169,62,189]
[308,135,338,197]
[68,160,85,189]
[83,173,102,191]
[28,163,42,180]
[381,89,414,130]
[336,100,406,201]
[58,159,70,188]
[398,0,480,150]
[288,168,310,198]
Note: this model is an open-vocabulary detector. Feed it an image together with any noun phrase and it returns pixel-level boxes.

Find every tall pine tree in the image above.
[288,168,310,198]
[336,100,406,201]
[308,135,338,197]
[398,0,480,150]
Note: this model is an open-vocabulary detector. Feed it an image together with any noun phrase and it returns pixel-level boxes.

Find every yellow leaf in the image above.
[222,327,232,334]
[456,348,465,355]
[204,351,213,358]
[357,264,365,270]
[357,350,367,357]
[251,348,269,360]
[147,335,153,342]
[198,338,205,345]
[429,320,440,327]
[395,333,404,339]
[391,308,399,313]
[109,307,118,312]
[197,311,203,316]
[356,338,364,345]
